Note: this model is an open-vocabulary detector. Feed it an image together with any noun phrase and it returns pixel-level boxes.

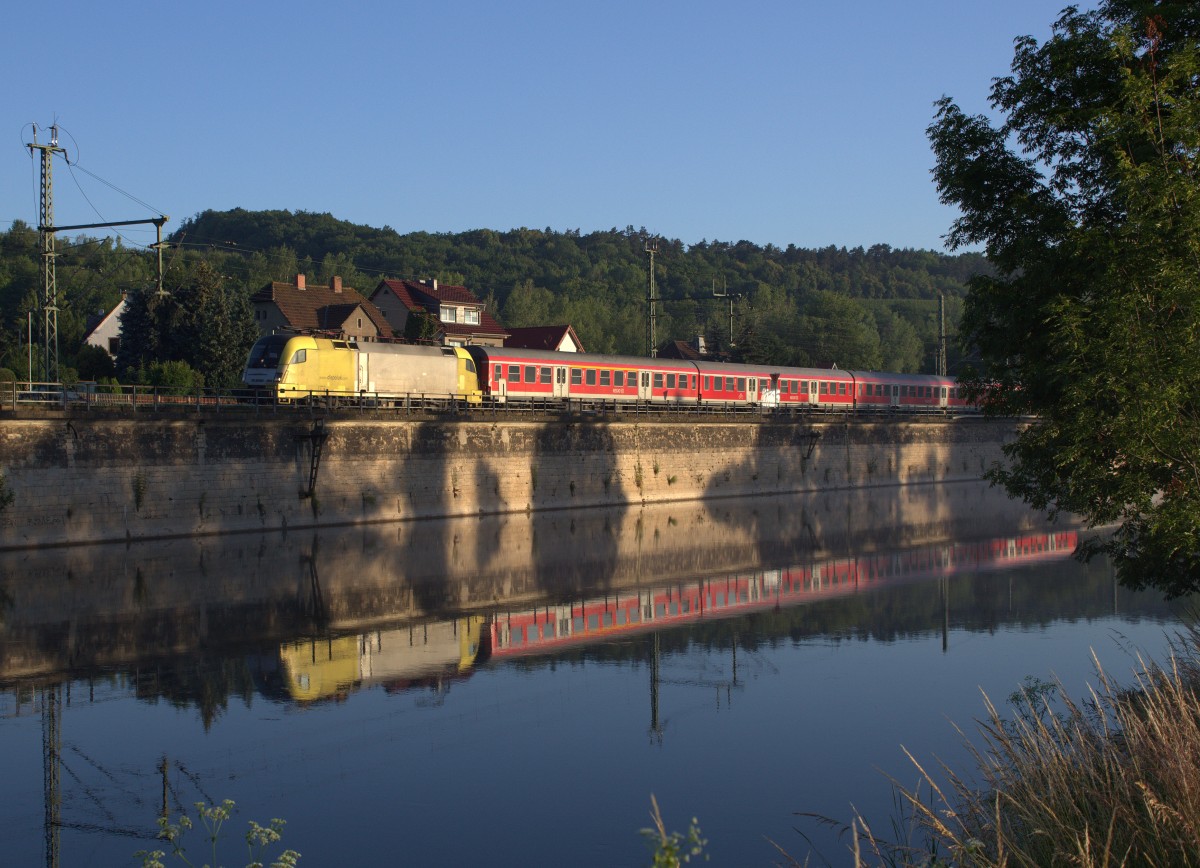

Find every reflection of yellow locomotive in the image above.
[242,335,483,404]
[279,617,486,702]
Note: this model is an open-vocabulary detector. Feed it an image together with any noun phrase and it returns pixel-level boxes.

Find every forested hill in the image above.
[0,209,988,384]
[169,208,988,370]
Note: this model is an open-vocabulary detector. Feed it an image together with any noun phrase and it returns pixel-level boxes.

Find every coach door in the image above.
[639,371,652,400]
[938,386,948,409]
[808,381,819,406]
[553,366,569,398]
[357,352,370,393]
[890,385,900,408]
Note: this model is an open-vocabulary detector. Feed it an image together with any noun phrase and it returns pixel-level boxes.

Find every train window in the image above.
[586,369,597,386]
[820,382,828,394]
[613,371,623,387]
[838,383,846,395]
[465,359,476,374]
[494,365,503,380]
[524,366,536,382]
[544,622,555,638]
[724,377,734,391]
[666,373,676,388]
[289,349,307,364]
[704,376,711,390]
[737,378,746,392]
[600,370,611,386]
[508,365,520,381]
[654,373,664,388]
[748,378,756,393]
[539,367,551,384]
[570,368,582,385]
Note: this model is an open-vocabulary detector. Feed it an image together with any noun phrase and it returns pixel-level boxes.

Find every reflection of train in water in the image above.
[488,530,1079,658]
[270,531,1077,702]
[277,617,485,702]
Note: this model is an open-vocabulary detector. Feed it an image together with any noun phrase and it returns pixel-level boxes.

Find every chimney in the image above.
[432,278,439,291]
[696,335,707,354]
[296,274,306,290]
[331,276,342,294]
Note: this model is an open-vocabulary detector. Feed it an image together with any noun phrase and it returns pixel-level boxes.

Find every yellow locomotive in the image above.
[242,335,482,404]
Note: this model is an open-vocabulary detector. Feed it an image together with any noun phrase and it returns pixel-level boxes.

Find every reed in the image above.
[792,627,1200,866]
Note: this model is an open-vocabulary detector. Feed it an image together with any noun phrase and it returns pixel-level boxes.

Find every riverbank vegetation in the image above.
[929,0,1200,597]
[795,626,1200,866]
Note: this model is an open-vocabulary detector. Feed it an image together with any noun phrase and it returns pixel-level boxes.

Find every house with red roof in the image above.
[250,274,393,340]
[369,278,508,347]
[505,325,585,353]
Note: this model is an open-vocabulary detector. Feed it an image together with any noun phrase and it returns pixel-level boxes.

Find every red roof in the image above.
[370,278,508,339]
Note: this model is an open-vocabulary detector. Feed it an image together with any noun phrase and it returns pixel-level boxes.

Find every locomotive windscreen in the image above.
[245,335,290,369]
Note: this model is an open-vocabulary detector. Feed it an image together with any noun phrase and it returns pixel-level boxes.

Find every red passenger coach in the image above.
[466,347,701,405]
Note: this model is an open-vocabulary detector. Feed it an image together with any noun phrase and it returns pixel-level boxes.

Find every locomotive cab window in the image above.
[465,359,476,374]
[289,349,307,364]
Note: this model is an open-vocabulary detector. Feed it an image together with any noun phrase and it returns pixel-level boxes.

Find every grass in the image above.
[786,625,1200,866]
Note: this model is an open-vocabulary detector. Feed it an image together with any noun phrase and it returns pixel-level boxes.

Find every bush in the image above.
[146,360,205,394]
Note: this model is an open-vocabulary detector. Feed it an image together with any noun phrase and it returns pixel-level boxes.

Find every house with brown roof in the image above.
[657,335,730,362]
[369,279,508,347]
[505,325,585,353]
[251,274,393,340]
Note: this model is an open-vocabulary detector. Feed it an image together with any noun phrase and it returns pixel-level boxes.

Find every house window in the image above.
[464,309,480,325]
[440,306,457,323]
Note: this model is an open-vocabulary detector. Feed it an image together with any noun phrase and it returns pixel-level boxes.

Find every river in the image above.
[0,481,1188,866]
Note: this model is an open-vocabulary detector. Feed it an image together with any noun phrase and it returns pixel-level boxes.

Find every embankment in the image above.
[0,414,1018,549]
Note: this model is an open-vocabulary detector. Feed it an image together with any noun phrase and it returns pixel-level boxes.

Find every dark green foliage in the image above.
[75,344,115,380]
[929,0,1200,595]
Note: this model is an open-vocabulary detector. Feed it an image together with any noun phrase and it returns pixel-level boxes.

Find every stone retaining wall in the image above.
[0,415,1018,549]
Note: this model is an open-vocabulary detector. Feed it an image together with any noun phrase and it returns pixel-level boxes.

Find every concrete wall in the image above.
[0,415,1018,549]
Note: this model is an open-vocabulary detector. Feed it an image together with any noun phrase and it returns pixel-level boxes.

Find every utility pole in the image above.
[713,278,740,349]
[645,239,659,357]
[28,125,65,383]
[937,291,947,377]
[41,684,61,868]
[25,123,170,382]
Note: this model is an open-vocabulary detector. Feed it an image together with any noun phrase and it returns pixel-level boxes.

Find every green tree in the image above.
[928,0,1200,595]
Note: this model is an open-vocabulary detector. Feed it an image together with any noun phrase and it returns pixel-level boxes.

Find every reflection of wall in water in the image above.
[0,482,1066,684]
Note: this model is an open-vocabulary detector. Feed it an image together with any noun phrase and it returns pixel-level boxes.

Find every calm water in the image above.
[0,482,1188,866]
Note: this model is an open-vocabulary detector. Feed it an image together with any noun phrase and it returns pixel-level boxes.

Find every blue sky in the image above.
[3,0,1087,255]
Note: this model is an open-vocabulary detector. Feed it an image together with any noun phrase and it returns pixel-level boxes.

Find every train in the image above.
[242,333,972,412]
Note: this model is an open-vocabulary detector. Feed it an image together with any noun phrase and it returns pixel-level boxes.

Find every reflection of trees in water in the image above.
[132,655,256,731]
